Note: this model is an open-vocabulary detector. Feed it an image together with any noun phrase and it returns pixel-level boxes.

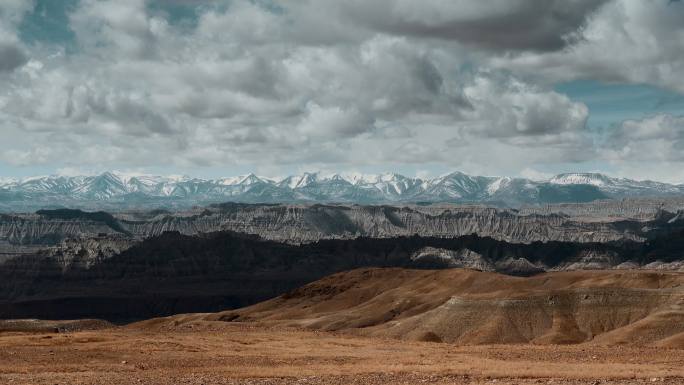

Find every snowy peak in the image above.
[425,172,493,199]
[238,173,263,185]
[486,177,512,195]
[279,172,320,189]
[548,173,682,196]
[0,170,683,209]
[73,173,129,199]
[550,173,613,186]
[372,173,422,196]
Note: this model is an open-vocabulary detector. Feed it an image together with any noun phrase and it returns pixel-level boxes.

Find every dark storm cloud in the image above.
[0,0,31,72]
[0,41,27,72]
[493,0,684,93]
[322,0,609,51]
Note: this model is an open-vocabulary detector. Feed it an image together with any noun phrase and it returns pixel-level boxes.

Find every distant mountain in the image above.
[550,172,684,196]
[0,171,683,211]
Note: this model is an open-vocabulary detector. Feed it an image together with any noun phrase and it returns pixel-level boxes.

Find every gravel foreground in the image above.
[0,321,681,385]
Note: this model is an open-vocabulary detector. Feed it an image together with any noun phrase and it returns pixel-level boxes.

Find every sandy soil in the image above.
[0,320,682,385]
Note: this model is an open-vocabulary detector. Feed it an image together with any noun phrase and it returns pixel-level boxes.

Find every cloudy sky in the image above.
[1,0,684,182]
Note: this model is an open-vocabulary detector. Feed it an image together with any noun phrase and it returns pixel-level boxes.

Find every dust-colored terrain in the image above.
[2,268,684,384]
[213,268,684,347]
[0,321,683,385]
[0,319,113,333]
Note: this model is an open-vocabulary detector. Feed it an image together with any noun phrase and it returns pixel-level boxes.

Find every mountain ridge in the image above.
[4,228,684,321]
[1,170,683,211]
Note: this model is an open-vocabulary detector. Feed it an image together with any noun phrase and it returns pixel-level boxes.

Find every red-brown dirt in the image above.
[1,268,683,384]
[210,268,684,347]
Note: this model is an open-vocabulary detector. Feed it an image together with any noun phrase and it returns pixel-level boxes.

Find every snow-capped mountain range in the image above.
[1,171,683,211]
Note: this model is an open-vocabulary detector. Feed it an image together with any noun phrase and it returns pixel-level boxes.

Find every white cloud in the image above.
[0,0,35,24]
[5,0,683,180]
[604,114,684,162]
[520,168,553,181]
[297,102,373,139]
[462,74,589,141]
[69,0,166,59]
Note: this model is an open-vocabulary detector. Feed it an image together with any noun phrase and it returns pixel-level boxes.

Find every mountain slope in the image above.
[0,171,683,210]
[213,268,684,347]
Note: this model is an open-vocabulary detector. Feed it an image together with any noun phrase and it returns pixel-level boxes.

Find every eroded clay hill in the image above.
[210,268,684,347]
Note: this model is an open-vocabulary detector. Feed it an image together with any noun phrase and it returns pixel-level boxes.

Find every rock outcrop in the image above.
[3,229,684,321]
[6,203,684,258]
[411,247,494,271]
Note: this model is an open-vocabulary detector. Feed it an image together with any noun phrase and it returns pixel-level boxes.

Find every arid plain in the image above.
[2,268,683,385]
[0,321,682,385]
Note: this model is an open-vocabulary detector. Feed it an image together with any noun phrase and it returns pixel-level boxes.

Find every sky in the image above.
[1,0,684,182]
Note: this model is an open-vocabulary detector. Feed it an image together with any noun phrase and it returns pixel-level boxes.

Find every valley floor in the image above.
[0,320,682,385]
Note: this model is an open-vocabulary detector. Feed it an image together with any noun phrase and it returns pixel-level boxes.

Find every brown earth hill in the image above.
[207,268,684,347]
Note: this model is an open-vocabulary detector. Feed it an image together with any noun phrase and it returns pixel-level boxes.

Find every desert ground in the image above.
[2,268,684,385]
[0,320,683,385]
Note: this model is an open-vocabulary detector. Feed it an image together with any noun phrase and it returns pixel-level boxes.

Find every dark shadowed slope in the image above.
[3,229,684,321]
